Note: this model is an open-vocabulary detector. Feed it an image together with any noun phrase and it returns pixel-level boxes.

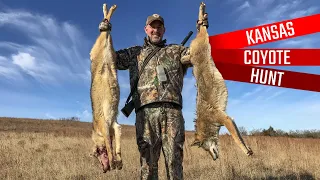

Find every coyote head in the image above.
[191,123,221,160]
[91,146,112,172]
[192,136,220,160]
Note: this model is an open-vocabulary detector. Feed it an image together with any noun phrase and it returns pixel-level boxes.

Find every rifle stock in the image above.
[121,100,135,117]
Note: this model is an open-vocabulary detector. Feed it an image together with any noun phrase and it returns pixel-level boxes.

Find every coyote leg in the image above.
[103,124,115,170]
[218,112,253,156]
[198,2,205,23]
[113,122,123,169]
[91,129,105,155]
[103,4,117,22]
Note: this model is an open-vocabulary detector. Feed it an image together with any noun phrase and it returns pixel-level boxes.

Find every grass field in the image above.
[0,117,319,180]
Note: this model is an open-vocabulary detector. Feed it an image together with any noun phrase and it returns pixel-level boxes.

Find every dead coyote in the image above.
[188,2,253,160]
[89,3,122,172]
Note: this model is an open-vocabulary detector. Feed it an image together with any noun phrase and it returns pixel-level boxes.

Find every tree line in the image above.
[238,126,320,139]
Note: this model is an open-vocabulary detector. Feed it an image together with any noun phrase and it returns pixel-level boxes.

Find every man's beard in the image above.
[150,34,162,44]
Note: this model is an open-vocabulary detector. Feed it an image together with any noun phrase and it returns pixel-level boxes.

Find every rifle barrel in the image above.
[181,31,193,46]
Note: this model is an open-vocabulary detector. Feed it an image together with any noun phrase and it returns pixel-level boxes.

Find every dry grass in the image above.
[0,117,319,180]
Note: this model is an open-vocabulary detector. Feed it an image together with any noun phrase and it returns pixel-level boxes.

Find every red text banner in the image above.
[208,13,320,92]
[212,49,320,66]
[215,62,320,92]
[209,13,320,49]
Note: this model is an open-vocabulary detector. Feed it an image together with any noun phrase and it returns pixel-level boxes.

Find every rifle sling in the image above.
[124,46,162,106]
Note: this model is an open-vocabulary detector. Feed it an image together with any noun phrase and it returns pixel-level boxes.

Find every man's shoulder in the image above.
[164,43,188,53]
[127,45,143,51]
[117,45,142,54]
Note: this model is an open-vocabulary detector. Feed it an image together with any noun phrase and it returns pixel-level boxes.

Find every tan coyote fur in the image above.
[188,2,253,160]
[89,3,122,172]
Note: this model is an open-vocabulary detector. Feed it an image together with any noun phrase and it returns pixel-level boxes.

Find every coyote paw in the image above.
[247,147,254,156]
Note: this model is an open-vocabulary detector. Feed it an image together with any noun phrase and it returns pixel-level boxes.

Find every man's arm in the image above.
[115,46,141,70]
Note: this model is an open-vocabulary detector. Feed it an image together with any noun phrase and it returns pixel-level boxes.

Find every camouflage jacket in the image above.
[115,37,192,111]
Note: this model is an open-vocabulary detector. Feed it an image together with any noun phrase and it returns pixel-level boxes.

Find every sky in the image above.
[0,0,319,132]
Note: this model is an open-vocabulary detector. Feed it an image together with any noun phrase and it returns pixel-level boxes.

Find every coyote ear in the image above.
[89,151,98,158]
[191,140,201,147]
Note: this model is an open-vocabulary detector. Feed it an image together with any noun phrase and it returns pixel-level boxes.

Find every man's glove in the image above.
[196,13,209,31]
[99,19,112,32]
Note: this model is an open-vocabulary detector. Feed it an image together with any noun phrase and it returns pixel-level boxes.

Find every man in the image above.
[99,13,208,180]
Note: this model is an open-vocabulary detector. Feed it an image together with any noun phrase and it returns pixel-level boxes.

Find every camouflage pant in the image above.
[135,102,185,180]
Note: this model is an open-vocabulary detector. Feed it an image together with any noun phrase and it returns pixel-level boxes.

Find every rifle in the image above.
[121,31,194,117]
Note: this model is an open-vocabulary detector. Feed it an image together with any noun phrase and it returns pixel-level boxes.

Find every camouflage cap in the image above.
[146,14,164,26]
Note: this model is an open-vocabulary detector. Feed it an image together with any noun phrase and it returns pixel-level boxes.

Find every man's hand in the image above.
[196,13,209,30]
[99,19,112,32]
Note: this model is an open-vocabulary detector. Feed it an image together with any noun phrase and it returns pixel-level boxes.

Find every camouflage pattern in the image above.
[115,37,192,110]
[115,37,191,179]
[135,102,185,180]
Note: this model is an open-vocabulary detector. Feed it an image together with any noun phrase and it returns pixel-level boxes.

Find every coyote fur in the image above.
[188,2,253,160]
[89,3,122,172]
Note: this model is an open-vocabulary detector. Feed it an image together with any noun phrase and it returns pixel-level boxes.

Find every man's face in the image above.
[144,20,165,44]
